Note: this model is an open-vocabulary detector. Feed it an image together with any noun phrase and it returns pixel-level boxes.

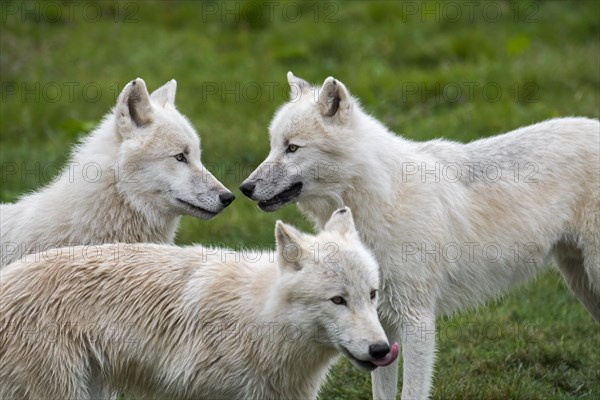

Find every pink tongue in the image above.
[372,341,399,367]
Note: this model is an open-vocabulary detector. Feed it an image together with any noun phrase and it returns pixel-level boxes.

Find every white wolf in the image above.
[240,72,600,399]
[0,207,399,399]
[0,78,234,268]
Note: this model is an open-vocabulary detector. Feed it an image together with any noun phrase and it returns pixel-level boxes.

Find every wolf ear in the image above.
[324,207,357,236]
[115,78,153,137]
[275,221,306,272]
[318,77,352,124]
[150,79,177,108]
[287,71,310,100]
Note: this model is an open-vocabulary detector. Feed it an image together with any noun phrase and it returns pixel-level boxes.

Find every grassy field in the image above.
[1,1,599,398]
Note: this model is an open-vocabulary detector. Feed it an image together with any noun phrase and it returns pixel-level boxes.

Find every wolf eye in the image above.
[286,144,299,153]
[174,153,187,163]
[370,290,377,300]
[330,296,347,306]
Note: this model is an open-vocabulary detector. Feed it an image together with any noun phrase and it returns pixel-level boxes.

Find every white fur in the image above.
[1,78,234,267]
[0,208,394,399]
[241,72,600,399]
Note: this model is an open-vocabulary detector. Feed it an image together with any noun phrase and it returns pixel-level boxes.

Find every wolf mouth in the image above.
[341,342,399,372]
[341,347,378,372]
[258,182,303,212]
[176,198,219,219]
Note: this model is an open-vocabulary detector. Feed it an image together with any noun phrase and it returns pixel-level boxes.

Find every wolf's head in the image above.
[273,207,398,371]
[113,78,234,219]
[240,72,361,212]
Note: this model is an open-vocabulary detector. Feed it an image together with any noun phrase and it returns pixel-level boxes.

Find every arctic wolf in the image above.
[0,207,399,399]
[0,78,234,267]
[240,72,600,399]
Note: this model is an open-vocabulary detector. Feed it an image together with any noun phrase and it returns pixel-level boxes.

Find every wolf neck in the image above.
[300,110,411,233]
[251,325,336,398]
[225,262,338,399]
[47,115,178,244]
[240,265,338,399]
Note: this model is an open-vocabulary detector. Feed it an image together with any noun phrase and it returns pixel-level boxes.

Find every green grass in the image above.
[1,1,598,398]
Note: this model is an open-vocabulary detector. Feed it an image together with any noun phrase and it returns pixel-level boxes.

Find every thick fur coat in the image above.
[1,78,234,267]
[240,72,600,399]
[0,208,398,399]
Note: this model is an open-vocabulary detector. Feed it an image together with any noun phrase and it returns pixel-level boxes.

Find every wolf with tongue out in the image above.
[0,207,398,400]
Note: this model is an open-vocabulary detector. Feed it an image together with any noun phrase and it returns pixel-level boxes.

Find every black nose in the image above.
[239,181,255,198]
[369,343,390,360]
[219,192,235,207]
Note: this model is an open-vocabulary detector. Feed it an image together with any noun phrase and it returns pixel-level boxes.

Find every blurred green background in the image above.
[1,1,598,398]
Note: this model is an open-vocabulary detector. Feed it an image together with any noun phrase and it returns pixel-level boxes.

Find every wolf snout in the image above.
[239,181,255,198]
[219,191,236,207]
[370,341,400,367]
[369,342,390,360]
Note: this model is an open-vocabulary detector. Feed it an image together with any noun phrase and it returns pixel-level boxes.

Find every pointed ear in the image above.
[287,71,310,100]
[324,207,357,236]
[150,79,177,107]
[275,221,306,272]
[318,77,352,123]
[115,78,153,137]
